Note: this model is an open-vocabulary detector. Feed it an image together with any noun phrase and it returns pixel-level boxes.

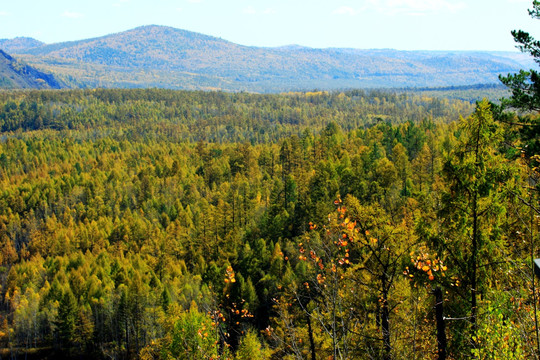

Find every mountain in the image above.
[0,37,44,53]
[0,49,63,89]
[6,25,535,92]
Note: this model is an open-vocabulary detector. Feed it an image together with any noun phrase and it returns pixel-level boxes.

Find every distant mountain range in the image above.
[0,25,535,92]
[0,49,62,89]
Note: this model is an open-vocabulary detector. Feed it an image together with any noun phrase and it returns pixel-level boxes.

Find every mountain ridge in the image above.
[3,25,535,92]
[0,37,44,53]
[0,48,63,89]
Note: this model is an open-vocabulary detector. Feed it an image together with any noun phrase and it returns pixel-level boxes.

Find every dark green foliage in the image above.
[440,100,512,354]
[500,69,540,112]
[500,1,540,112]
[57,290,77,347]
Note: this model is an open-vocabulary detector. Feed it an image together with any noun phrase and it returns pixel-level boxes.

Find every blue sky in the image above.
[0,0,538,51]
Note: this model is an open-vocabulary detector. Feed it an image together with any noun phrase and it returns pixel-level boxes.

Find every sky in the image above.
[0,0,538,51]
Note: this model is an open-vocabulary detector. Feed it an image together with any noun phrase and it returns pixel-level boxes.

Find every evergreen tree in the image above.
[440,99,513,356]
[57,290,77,348]
[499,0,540,113]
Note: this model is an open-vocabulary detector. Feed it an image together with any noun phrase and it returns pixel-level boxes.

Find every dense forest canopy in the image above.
[0,86,537,359]
[0,88,474,141]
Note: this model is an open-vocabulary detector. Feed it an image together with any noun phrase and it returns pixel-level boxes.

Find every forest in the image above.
[0,85,537,360]
[0,2,538,357]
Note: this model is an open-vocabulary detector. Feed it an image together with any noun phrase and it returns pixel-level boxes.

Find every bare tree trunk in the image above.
[306,313,316,360]
[381,286,391,360]
[434,287,447,360]
[471,123,481,349]
[471,189,478,344]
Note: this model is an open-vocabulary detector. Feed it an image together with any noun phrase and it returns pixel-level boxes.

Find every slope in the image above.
[0,49,63,89]
[0,37,44,53]
[9,25,532,92]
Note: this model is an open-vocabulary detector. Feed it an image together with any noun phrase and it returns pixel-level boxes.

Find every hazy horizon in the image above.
[0,24,533,54]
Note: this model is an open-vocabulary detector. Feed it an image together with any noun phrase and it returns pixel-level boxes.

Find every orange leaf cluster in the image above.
[404,251,447,282]
[224,266,236,283]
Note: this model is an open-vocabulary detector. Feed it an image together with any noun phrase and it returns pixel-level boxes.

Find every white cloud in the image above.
[332,6,361,15]
[360,0,466,15]
[387,0,465,13]
[242,6,277,16]
[0,11,10,16]
[243,6,257,14]
[61,11,84,19]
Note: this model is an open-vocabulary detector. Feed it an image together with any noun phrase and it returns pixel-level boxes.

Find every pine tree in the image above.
[499,1,540,113]
[440,99,512,355]
[57,290,77,348]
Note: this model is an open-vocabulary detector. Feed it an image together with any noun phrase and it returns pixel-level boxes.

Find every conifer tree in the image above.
[440,99,512,356]
[57,290,77,348]
[500,1,540,113]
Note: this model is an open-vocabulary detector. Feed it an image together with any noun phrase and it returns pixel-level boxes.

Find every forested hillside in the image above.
[0,37,44,53]
[0,50,63,90]
[0,88,538,359]
[4,25,533,91]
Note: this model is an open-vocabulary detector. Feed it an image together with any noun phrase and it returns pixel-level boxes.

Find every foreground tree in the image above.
[440,99,513,356]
